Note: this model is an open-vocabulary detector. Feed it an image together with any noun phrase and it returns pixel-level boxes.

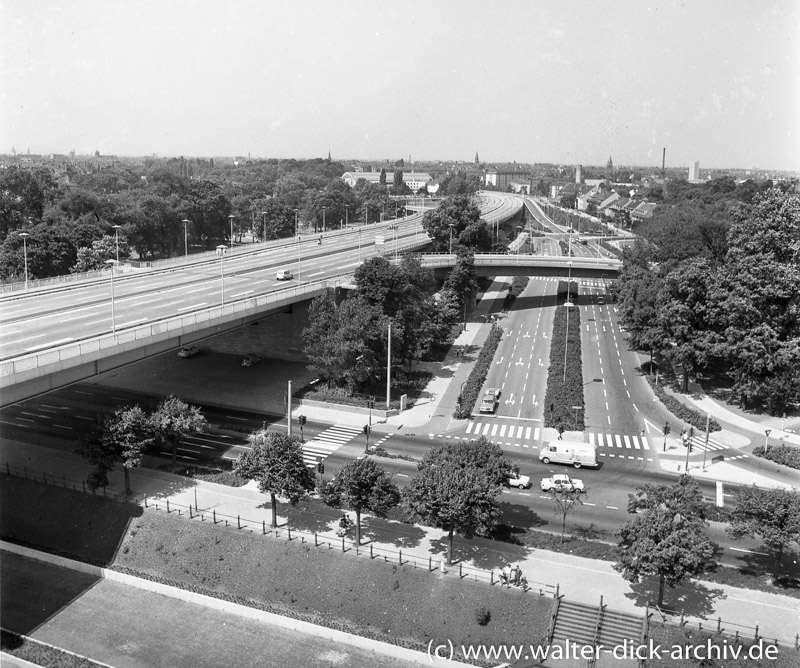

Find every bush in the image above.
[753,444,800,469]
[543,283,584,430]
[453,326,504,419]
[644,373,722,432]
[475,606,491,626]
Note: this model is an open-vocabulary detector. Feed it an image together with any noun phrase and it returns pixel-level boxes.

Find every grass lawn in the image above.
[0,474,553,666]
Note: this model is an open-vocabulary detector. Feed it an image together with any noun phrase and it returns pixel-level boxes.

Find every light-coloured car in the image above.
[506,472,531,489]
[276,270,293,280]
[178,345,200,358]
[540,474,585,493]
[242,354,262,367]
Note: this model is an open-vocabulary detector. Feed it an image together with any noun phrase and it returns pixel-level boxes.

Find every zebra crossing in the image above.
[301,425,363,467]
[588,432,650,450]
[464,420,540,441]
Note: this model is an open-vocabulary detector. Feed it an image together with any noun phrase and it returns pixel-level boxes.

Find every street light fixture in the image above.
[293,209,301,283]
[112,224,122,263]
[216,245,227,307]
[19,232,29,291]
[104,259,118,334]
[182,219,190,259]
[228,214,235,250]
[322,206,327,234]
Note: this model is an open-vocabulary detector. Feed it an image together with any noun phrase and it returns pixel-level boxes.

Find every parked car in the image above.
[506,472,532,489]
[242,354,262,367]
[540,474,585,493]
[178,345,200,358]
[276,270,293,280]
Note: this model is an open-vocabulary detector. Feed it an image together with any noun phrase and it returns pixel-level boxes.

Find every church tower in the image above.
[475,152,479,166]
[606,156,614,173]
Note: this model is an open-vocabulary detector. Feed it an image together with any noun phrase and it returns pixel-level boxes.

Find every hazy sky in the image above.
[2,0,799,170]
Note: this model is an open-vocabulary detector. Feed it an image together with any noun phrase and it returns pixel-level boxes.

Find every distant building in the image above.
[340,171,432,190]
[485,169,531,190]
[688,161,700,180]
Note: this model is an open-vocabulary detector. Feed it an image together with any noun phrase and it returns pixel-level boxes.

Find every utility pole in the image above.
[287,380,292,437]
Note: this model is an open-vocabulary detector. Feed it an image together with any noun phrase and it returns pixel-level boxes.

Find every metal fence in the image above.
[2,460,557,597]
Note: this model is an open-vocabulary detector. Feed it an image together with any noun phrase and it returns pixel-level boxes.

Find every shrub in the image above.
[753,444,800,469]
[475,606,491,626]
[453,326,504,419]
[644,373,722,432]
[543,282,584,430]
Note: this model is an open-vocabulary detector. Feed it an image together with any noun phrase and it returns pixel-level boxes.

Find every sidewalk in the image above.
[2,438,798,647]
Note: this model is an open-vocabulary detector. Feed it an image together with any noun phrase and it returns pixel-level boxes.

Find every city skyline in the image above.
[2,0,799,171]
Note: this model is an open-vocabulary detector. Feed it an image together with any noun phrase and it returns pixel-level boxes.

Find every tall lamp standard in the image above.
[182,219,190,260]
[19,232,29,291]
[104,259,118,334]
[112,224,122,263]
[293,209,301,283]
[563,261,573,384]
[449,224,455,254]
[261,211,268,243]
[344,204,349,229]
[216,245,227,307]
[322,206,327,234]
[228,214,235,251]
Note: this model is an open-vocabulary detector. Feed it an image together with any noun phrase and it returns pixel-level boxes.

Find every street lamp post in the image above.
[449,224,454,254]
[344,204,349,229]
[216,245,227,306]
[182,219,190,259]
[19,232,29,291]
[228,214,235,250]
[563,261,573,384]
[322,206,327,234]
[261,211,268,243]
[293,209,301,282]
[105,259,118,334]
[112,224,122,263]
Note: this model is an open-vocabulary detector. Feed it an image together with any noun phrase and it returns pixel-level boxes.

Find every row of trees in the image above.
[615,476,800,607]
[612,183,800,413]
[234,432,515,565]
[0,159,419,281]
[78,396,207,494]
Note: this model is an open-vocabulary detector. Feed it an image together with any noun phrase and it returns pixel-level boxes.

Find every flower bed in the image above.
[453,326,504,419]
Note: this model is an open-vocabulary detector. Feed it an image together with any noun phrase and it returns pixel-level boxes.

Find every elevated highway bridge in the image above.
[0,192,617,406]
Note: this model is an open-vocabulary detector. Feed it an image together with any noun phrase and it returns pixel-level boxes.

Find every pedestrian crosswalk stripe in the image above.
[499,424,507,437]
[301,425,362,466]
[523,426,530,439]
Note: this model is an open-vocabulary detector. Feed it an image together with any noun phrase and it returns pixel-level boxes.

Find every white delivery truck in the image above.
[538,440,598,469]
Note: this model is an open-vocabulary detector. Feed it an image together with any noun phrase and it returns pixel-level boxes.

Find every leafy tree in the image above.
[179,180,231,249]
[0,166,55,238]
[727,487,800,574]
[318,458,399,544]
[421,194,482,252]
[234,431,315,528]
[711,185,800,413]
[379,168,387,185]
[656,257,718,392]
[615,477,714,607]
[302,296,387,391]
[403,438,513,564]
[72,234,131,272]
[76,405,153,494]
[393,170,403,188]
[150,395,207,466]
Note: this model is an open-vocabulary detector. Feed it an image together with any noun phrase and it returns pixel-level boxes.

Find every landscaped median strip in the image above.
[0,541,476,668]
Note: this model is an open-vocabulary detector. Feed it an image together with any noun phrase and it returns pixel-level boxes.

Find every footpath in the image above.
[3,274,800,665]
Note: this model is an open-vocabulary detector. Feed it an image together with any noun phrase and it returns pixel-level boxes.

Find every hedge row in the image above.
[543,282,584,430]
[644,373,722,433]
[453,326,504,419]
[753,444,800,469]
[0,630,104,668]
[502,276,530,309]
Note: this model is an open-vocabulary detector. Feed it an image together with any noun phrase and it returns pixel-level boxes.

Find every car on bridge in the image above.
[276,270,293,280]
[540,474,585,493]
[178,345,200,358]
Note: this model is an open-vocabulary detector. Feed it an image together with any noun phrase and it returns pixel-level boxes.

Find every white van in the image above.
[538,440,598,469]
[276,269,293,280]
